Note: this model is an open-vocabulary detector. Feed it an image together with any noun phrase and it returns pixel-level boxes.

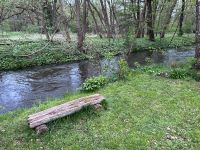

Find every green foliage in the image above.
[81,76,108,92]
[133,34,195,52]
[0,33,195,70]
[137,65,167,75]
[117,59,130,80]
[23,25,41,33]
[169,69,189,79]
[187,69,200,81]
[133,61,141,68]
[124,31,136,49]
[145,57,153,65]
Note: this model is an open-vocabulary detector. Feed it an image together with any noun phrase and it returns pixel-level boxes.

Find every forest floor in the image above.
[0,62,200,149]
[0,32,195,70]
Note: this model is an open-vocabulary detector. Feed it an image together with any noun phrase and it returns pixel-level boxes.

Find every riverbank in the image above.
[1,65,200,149]
[0,33,195,70]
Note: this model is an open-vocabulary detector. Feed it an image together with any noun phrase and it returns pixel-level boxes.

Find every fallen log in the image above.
[28,94,105,131]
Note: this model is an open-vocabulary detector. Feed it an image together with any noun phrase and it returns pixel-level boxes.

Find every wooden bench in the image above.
[28,94,105,134]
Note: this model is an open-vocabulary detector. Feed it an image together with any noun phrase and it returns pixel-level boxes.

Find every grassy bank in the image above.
[1,69,200,149]
[0,33,195,70]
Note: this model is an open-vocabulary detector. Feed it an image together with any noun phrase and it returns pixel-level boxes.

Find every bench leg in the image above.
[35,124,48,134]
[94,103,102,111]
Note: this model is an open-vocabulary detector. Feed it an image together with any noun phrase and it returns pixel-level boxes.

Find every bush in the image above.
[81,76,108,92]
[117,59,130,80]
[188,69,200,81]
[24,25,41,33]
[169,69,189,79]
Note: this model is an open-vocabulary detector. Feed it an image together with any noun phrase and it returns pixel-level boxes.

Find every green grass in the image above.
[1,71,200,149]
[0,33,195,70]
[134,34,195,50]
[0,31,27,37]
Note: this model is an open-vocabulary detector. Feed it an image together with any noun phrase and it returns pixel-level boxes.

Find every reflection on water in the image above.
[0,47,195,113]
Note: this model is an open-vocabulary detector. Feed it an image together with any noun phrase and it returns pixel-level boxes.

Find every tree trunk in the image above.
[136,0,141,38]
[178,0,185,36]
[87,0,102,38]
[82,0,87,40]
[195,0,200,64]
[89,1,106,29]
[42,1,51,41]
[140,0,147,38]
[59,0,71,42]
[112,3,119,34]
[107,0,115,35]
[146,0,155,41]
[156,0,167,36]
[75,0,87,52]
[100,0,112,38]
[152,0,158,34]
[160,1,177,38]
[75,0,83,50]
[52,0,58,32]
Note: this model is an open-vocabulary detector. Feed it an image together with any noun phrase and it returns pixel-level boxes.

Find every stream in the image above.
[0,47,195,114]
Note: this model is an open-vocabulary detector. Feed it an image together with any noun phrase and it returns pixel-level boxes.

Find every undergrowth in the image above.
[0,33,195,70]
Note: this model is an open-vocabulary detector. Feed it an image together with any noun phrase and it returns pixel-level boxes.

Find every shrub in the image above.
[169,69,189,79]
[117,59,130,80]
[145,57,153,65]
[188,69,200,81]
[134,62,141,68]
[81,76,108,92]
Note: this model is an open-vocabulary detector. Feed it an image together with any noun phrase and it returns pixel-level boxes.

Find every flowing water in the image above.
[0,47,195,113]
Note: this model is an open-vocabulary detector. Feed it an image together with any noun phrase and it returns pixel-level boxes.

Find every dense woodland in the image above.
[1,0,199,69]
[0,0,196,45]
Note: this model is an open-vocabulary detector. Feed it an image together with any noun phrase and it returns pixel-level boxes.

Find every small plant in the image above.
[157,72,169,78]
[169,69,188,79]
[141,66,157,74]
[117,59,130,80]
[124,31,137,50]
[134,62,141,68]
[170,61,179,68]
[81,76,108,92]
[188,69,200,81]
[145,57,153,65]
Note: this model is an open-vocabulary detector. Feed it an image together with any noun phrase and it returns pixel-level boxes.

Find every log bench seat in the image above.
[28,94,105,134]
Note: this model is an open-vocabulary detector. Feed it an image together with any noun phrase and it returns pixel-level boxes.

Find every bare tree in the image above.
[160,0,177,38]
[87,0,102,38]
[195,0,200,67]
[135,0,141,38]
[178,0,185,36]
[59,0,71,42]
[146,0,155,41]
[100,0,112,38]
[0,3,25,25]
[75,0,87,52]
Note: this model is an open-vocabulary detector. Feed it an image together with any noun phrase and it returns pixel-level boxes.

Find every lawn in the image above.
[0,72,200,149]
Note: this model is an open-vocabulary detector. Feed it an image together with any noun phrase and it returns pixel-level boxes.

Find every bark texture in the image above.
[146,0,155,41]
[195,0,200,60]
[178,0,185,36]
[28,94,105,128]
[160,1,177,38]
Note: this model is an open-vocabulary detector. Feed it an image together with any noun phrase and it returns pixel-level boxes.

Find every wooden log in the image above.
[28,94,105,128]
